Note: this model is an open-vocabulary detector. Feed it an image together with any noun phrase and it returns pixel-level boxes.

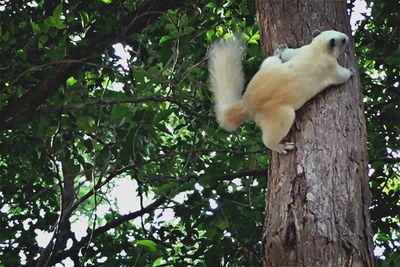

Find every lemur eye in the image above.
[329,38,335,48]
[341,38,346,44]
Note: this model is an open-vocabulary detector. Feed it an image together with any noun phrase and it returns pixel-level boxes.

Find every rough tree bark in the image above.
[255,1,375,266]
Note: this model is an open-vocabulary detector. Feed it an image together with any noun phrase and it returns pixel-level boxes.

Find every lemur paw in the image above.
[349,67,356,76]
[274,43,288,57]
[272,142,295,154]
[283,142,295,150]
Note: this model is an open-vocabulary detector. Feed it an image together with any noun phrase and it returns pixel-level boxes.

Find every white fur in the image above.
[208,37,245,130]
[208,30,354,153]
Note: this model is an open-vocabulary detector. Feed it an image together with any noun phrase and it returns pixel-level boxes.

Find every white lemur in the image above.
[208,30,355,154]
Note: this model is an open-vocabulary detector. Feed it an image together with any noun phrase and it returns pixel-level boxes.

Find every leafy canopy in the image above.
[0,0,398,266]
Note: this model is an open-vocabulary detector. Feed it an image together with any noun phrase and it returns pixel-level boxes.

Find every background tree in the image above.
[256,0,374,266]
[355,0,400,265]
[0,0,398,266]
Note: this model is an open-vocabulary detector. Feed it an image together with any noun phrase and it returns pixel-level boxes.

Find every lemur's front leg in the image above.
[332,65,356,85]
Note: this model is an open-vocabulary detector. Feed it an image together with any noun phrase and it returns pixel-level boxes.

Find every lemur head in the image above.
[311,30,349,58]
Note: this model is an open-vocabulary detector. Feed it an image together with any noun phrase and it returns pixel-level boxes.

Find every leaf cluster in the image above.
[0,0,398,266]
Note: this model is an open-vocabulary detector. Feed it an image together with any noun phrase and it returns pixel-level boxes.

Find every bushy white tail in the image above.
[208,37,248,131]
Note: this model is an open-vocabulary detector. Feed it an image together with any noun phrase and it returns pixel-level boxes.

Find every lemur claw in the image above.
[273,142,296,154]
[349,67,356,76]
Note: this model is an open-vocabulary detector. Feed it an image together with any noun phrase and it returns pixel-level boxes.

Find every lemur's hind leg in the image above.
[261,44,303,69]
[274,44,302,62]
[256,106,296,154]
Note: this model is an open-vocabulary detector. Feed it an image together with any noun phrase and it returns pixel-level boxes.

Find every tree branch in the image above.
[371,157,400,165]
[151,148,268,161]
[0,0,185,131]
[215,170,266,181]
[71,163,138,212]
[45,195,167,266]
[73,149,266,212]
[145,169,267,183]
[51,96,212,119]
[0,62,82,130]
[37,168,265,265]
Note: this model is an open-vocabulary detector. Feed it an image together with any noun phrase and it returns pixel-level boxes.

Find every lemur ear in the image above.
[312,30,321,38]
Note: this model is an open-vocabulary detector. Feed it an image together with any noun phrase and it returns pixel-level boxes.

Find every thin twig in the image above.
[51,95,212,119]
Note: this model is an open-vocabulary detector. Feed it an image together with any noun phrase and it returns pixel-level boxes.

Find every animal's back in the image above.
[243,67,301,115]
[244,49,336,115]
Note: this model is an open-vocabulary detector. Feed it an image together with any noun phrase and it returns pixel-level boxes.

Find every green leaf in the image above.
[48,5,65,30]
[223,32,234,39]
[48,44,66,60]
[384,44,400,66]
[66,77,77,86]
[80,11,90,27]
[183,26,195,35]
[152,258,164,266]
[11,207,22,215]
[242,32,250,41]
[215,215,228,230]
[154,182,177,194]
[39,34,48,45]
[1,31,9,42]
[132,70,145,84]
[206,29,215,41]
[166,9,175,16]
[206,2,216,8]
[16,49,27,60]
[49,28,58,38]
[101,0,112,3]
[180,14,188,27]
[31,21,40,33]
[111,103,131,124]
[77,116,96,130]
[41,21,50,33]
[248,32,260,44]
[18,21,27,29]
[53,4,63,18]
[159,35,174,45]
[53,19,65,30]
[136,239,157,252]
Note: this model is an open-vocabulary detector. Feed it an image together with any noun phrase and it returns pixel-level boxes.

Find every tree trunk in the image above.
[255,1,375,266]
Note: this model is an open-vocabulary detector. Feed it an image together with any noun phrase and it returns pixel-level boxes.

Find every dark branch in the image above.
[145,169,267,183]
[151,148,268,161]
[28,196,167,266]
[52,96,212,119]
[73,148,266,211]
[0,62,81,130]
[71,163,138,211]
[0,0,185,131]
[372,157,400,165]
[38,169,265,265]
[215,169,267,181]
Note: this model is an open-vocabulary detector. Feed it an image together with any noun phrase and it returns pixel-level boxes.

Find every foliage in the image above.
[0,0,398,266]
[354,0,400,265]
